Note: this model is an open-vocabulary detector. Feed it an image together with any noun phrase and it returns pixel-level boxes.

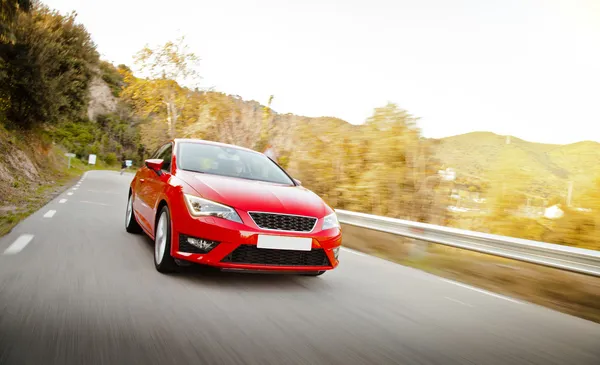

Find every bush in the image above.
[104,152,117,166]
[99,61,124,97]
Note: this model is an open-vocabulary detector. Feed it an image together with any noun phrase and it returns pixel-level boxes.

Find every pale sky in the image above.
[46,0,600,144]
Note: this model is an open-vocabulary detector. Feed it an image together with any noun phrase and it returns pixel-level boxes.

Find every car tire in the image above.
[302,271,326,277]
[125,192,143,233]
[154,206,178,273]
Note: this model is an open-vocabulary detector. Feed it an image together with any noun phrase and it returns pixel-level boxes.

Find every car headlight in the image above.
[322,212,340,230]
[183,194,243,224]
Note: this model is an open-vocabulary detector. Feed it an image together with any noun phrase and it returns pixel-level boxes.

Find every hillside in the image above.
[0,126,93,235]
[435,131,600,201]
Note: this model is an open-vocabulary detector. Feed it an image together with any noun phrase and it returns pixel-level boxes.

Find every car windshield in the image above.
[177,142,294,185]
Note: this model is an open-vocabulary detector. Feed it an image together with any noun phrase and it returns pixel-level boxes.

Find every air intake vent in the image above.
[222,245,330,267]
[249,212,317,232]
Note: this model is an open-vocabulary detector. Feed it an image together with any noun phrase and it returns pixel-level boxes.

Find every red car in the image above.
[125,139,342,276]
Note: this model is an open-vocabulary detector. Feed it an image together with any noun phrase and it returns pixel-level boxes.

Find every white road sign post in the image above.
[88,154,97,165]
[65,153,76,169]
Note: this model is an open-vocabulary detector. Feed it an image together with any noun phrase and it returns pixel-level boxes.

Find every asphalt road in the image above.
[0,170,599,365]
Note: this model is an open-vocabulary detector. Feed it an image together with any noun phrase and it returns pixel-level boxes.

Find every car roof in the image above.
[173,138,261,154]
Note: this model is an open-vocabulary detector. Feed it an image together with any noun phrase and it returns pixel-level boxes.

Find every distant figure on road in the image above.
[264,144,278,164]
[120,160,127,175]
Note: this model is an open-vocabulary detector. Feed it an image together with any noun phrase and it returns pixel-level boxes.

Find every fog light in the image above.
[333,247,340,259]
[187,237,216,250]
[179,234,219,253]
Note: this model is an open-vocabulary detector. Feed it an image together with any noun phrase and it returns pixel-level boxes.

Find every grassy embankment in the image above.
[0,127,121,236]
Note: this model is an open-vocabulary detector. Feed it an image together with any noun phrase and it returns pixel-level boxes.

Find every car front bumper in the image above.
[170,207,342,272]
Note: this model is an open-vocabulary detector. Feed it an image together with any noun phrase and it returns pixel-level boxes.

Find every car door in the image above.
[143,142,174,233]
[134,144,170,233]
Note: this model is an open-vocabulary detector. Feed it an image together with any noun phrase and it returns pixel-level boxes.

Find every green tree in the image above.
[99,61,124,97]
[541,177,600,250]
[0,4,98,128]
[254,94,274,151]
[287,103,438,222]
[132,37,200,139]
[0,0,31,44]
[474,143,546,239]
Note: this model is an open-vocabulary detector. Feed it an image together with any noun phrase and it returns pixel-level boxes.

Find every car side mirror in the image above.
[293,178,302,186]
[145,159,164,175]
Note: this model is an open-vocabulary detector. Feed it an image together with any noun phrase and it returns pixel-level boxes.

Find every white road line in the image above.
[4,234,34,255]
[72,188,78,191]
[444,296,474,307]
[59,199,67,204]
[80,201,111,206]
[441,278,522,304]
[43,210,56,218]
[341,247,367,257]
[67,192,73,196]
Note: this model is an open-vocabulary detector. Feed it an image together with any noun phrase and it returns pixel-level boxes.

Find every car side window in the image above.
[159,143,173,173]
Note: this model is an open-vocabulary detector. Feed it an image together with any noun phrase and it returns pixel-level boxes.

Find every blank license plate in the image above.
[257,235,312,251]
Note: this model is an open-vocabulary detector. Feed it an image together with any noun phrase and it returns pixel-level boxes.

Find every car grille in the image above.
[249,212,317,232]
[221,245,330,267]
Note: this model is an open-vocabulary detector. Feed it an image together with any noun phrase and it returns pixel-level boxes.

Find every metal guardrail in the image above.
[335,209,600,277]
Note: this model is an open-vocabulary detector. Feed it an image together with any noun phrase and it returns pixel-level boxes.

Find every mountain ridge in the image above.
[434,131,600,200]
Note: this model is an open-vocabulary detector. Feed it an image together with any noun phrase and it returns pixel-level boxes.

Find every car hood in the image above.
[178,170,329,217]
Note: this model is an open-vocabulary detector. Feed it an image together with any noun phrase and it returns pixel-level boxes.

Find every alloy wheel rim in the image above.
[126,195,133,226]
[155,213,167,264]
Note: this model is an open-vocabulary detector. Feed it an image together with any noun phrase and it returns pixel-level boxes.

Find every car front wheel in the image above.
[154,206,178,273]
